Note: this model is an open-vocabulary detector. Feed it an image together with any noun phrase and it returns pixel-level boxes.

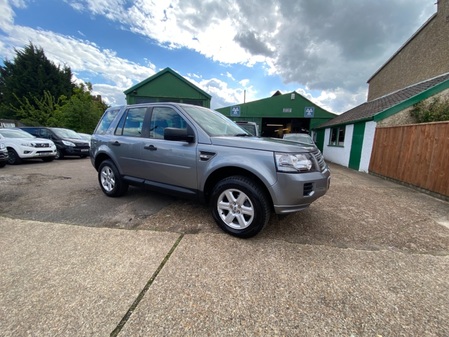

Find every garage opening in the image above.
[261,118,311,138]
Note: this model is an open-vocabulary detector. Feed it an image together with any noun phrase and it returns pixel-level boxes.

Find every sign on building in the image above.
[230,106,241,117]
[304,107,315,118]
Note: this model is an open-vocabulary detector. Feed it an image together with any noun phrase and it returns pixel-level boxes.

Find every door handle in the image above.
[144,144,157,151]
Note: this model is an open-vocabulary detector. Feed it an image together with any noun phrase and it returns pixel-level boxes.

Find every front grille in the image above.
[35,143,50,148]
[311,148,327,172]
[76,143,90,149]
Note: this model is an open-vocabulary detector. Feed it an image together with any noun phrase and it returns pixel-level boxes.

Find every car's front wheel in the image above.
[7,148,22,165]
[211,176,271,238]
[98,160,128,197]
[55,149,64,160]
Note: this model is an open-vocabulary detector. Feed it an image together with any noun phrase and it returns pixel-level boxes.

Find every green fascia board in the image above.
[124,67,211,99]
[314,117,373,130]
[373,78,449,122]
[216,91,336,119]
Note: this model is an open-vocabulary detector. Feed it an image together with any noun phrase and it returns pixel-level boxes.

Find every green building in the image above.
[215,91,336,140]
[124,67,211,107]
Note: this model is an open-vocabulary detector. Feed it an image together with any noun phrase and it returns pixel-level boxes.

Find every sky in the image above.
[0,0,437,114]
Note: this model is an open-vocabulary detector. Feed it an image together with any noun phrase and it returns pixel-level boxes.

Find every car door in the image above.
[137,106,198,193]
[111,106,150,178]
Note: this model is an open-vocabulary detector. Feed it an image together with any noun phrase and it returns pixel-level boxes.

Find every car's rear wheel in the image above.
[98,160,128,197]
[211,176,271,238]
[7,148,22,165]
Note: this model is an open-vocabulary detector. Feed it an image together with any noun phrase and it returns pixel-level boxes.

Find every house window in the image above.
[329,126,345,146]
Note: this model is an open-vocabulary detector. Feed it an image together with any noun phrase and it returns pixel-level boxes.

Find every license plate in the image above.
[81,149,89,152]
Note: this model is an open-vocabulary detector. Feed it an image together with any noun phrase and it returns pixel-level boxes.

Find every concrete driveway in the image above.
[0,160,448,336]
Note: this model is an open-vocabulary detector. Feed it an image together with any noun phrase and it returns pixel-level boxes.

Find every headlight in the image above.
[21,142,34,147]
[62,140,76,146]
[275,153,314,172]
[0,143,5,149]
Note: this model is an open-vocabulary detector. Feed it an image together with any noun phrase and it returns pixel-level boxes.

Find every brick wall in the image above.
[368,0,449,100]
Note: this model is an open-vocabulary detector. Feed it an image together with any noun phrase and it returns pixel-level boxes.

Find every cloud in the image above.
[1,0,437,113]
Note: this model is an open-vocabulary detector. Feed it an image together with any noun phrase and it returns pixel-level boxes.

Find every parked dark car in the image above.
[0,142,8,167]
[20,127,90,159]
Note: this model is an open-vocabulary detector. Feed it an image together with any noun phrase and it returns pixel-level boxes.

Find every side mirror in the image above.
[164,127,195,143]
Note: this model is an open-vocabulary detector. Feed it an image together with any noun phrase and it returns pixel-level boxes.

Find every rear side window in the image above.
[95,108,121,135]
[115,107,148,137]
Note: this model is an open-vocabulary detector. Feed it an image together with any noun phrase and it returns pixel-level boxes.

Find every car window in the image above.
[148,107,186,139]
[115,107,147,137]
[40,129,51,138]
[96,108,121,135]
[52,128,82,139]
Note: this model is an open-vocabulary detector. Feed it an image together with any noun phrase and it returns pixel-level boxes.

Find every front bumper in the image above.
[63,146,90,156]
[19,147,57,159]
[271,168,331,214]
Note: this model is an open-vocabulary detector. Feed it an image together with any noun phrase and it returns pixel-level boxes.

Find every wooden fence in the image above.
[369,121,449,198]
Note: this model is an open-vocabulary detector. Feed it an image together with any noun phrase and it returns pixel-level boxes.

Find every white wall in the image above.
[323,124,353,167]
[323,122,378,172]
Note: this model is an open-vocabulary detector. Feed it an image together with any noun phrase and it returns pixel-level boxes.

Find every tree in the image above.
[411,96,449,123]
[58,82,108,133]
[10,90,63,126]
[0,43,74,119]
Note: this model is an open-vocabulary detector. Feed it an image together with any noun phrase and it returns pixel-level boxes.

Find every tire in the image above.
[55,149,64,160]
[7,148,22,165]
[0,161,6,168]
[211,176,271,238]
[98,160,128,197]
[42,157,55,162]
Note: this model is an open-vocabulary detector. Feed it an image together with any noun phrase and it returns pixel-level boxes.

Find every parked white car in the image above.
[0,128,57,165]
[0,142,8,167]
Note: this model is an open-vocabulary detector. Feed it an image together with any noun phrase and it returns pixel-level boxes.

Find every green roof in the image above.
[124,67,211,99]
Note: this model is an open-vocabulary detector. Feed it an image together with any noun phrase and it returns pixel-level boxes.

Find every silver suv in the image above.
[90,103,330,238]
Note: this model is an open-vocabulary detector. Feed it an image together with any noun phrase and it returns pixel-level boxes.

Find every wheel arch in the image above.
[93,152,114,171]
[203,166,273,208]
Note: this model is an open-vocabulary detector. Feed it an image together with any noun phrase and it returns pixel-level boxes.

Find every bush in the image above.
[411,96,449,123]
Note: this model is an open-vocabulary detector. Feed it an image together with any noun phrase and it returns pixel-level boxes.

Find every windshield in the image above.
[52,128,82,139]
[182,105,249,137]
[0,129,35,139]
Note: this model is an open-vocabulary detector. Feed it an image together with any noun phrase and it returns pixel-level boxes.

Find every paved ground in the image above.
[0,159,448,336]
